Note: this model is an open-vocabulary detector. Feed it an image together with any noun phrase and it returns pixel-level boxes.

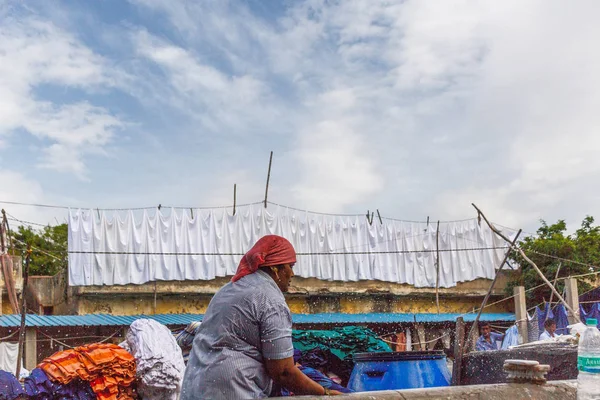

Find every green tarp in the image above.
[292,326,391,361]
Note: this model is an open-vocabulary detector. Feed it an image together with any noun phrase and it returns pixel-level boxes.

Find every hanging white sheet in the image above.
[0,342,18,374]
[68,204,518,287]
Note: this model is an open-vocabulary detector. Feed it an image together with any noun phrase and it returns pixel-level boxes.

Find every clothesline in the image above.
[380,331,449,346]
[0,330,19,341]
[16,330,124,349]
[1,199,518,225]
[463,269,600,319]
[66,246,509,256]
[525,250,600,270]
[11,236,65,262]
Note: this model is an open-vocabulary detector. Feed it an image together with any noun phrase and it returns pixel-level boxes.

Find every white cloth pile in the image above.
[121,319,185,400]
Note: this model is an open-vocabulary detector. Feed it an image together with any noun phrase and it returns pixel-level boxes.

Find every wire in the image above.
[11,237,65,262]
[0,330,19,340]
[524,249,600,270]
[38,329,74,349]
[0,200,70,210]
[0,199,523,228]
[380,331,449,346]
[0,200,263,211]
[66,246,509,256]
[265,201,363,217]
[6,216,49,228]
[34,329,122,347]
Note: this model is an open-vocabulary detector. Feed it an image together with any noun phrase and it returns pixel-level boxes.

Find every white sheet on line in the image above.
[68,204,518,287]
[0,342,18,375]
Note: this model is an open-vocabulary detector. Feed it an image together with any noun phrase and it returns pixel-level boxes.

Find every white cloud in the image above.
[0,11,124,178]
[292,119,384,210]
[0,170,67,227]
[132,30,284,136]
[9,0,593,232]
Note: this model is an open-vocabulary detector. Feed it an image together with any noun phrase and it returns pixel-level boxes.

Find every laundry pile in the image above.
[174,321,201,364]
[26,343,136,400]
[0,370,25,400]
[279,350,353,396]
[24,368,96,400]
[121,319,185,400]
[292,326,391,384]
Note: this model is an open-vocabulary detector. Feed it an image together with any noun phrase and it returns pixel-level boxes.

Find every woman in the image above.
[180,235,341,399]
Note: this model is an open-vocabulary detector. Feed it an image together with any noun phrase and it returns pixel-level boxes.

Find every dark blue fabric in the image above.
[280,366,353,396]
[297,348,329,370]
[580,303,600,328]
[24,368,95,400]
[293,349,302,363]
[0,370,25,400]
[537,303,570,335]
[552,304,570,334]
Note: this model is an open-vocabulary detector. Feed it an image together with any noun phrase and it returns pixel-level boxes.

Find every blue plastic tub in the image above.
[348,350,451,392]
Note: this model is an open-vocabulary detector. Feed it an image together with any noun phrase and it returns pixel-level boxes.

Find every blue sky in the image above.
[1,0,600,232]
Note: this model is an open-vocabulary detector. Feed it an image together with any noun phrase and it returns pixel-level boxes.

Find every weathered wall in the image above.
[64,272,514,315]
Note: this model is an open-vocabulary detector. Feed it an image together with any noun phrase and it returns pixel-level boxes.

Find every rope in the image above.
[380,331,449,346]
[32,329,123,347]
[38,330,74,349]
[0,199,523,228]
[525,249,600,270]
[11,237,65,262]
[0,330,19,340]
[66,246,509,257]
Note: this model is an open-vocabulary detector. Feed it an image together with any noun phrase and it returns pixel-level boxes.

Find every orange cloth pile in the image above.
[38,343,136,400]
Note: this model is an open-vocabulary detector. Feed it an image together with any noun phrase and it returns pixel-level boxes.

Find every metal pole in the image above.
[233,184,237,216]
[264,151,273,208]
[435,220,441,314]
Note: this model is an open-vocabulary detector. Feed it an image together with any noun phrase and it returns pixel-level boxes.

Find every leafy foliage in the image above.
[10,224,68,276]
[507,217,599,304]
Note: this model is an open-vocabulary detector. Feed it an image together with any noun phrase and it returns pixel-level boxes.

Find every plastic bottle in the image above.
[577,318,600,399]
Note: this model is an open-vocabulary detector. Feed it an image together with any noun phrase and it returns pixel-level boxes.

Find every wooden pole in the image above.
[451,317,465,386]
[233,184,237,216]
[547,262,562,309]
[264,151,273,208]
[463,229,522,352]
[471,203,581,323]
[564,277,580,325]
[1,209,14,254]
[514,286,529,344]
[153,281,158,315]
[0,213,19,313]
[16,246,31,379]
[435,220,441,314]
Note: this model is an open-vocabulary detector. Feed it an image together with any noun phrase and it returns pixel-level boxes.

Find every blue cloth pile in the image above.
[23,368,96,400]
[0,370,25,400]
[280,366,353,396]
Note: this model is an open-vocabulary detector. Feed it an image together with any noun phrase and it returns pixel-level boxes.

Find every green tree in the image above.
[10,224,68,276]
[507,217,597,305]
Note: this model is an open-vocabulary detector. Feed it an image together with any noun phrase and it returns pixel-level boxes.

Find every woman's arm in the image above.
[265,357,341,395]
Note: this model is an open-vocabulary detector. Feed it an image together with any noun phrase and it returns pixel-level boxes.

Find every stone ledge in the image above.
[274,380,577,399]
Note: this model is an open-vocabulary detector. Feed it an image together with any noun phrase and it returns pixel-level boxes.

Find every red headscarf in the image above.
[231,235,296,282]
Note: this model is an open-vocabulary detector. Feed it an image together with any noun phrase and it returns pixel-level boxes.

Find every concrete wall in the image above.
[273,381,577,400]
[30,270,515,315]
